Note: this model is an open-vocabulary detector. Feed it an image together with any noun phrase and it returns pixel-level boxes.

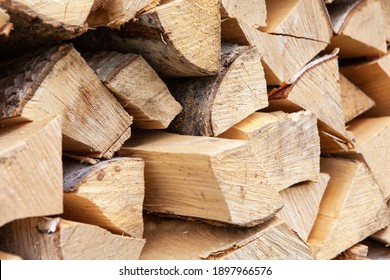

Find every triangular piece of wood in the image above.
[118,130,283,226]
[308,157,390,260]
[0,251,22,260]
[339,74,375,122]
[221,18,327,85]
[0,8,12,37]
[0,117,62,227]
[219,111,320,191]
[62,157,145,238]
[221,0,267,28]
[167,44,268,136]
[261,0,333,43]
[326,0,387,58]
[85,51,182,129]
[334,243,370,260]
[278,173,330,242]
[0,217,145,260]
[140,215,313,260]
[372,225,390,246]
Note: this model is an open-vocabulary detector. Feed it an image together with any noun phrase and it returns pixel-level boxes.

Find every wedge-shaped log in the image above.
[0,44,133,158]
[326,0,387,58]
[335,244,370,260]
[372,225,390,246]
[308,158,390,260]
[267,51,354,152]
[167,44,267,136]
[219,111,320,191]
[341,53,390,118]
[221,0,267,28]
[339,74,375,122]
[278,173,330,242]
[0,117,62,227]
[118,130,283,226]
[261,0,333,43]
[85,51,182,129]
[76,0,221,77]
[140,215,313,260]
[0,251,22,260]
[0,8,12,37]
[63,157,145,238]
[0,0,94,54]
[221,18,327,84]
[0,217,145,260]
[87,0,158,28]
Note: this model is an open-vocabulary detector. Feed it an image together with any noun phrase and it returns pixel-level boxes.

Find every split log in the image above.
[0,44,133,159]
[140,214,313,260]
[307,157,390,260]
[0,251,22,260]
[75,0,221,77]
[372,226,390,246]
[278,173,330,242]
[118,130,283,226]
[221,0,267,28]
[261,0,333,43]
[0,0,94,54]
[335,244,370,260]
[267,50,354,152]
[326,0,387,58]
[87,0,158,28]
[167,44,267,136]
[0,117,62,227]
[381,0,390,41]
[85,51,182,129]
[62,157,145,238]
[221,18,327,84]
[0,217,145,260]
[0,8,12,37]
[219,111,320,191]
[341,53,390,118]
[339,74,375,122]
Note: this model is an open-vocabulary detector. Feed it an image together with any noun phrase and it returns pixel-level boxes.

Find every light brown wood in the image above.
[0,8,12,37]
[222,18,327,84]
[140,215,313,260]
[326,0,387,58]
[0,44,133,159]
[261,0,332,43]
[118,130,283,226]
[335,244,370,260]
[85,51,182,129]
[372,225,390,246]
[0,117,62,227]
[77,0,221,77]
[278,173,330,242]
[219,111,320,191]
[87,0,158,28]
[167,44,267,136]
[307,157,390,260]
[341,53,390,118]
[62,157,144,238]
[381,0,390,41]
[339,74,375,122]
[0,217,145,260]
[0,0,93,54]
[221,0,267,28]
[0,250,22,260]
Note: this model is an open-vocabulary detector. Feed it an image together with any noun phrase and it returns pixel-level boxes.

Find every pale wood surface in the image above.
[0,117,62,227]
[0,8,12,36]
[335,244,370,260]
[0,250,22,260]
[221,0,267,28]
[381,0,390,41]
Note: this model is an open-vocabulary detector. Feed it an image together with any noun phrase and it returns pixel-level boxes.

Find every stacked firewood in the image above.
[0,0,389,260]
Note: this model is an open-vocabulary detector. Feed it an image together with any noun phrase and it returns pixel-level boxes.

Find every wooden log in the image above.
[0,8,12,37]
[0,44,133,159]
[62,157,144,238]
[167,44,267,136]
[363,239,390,260]
[372,225,390,246]
[0,251,22,260]
[335,244,370,260]
[261,0,333,43]
[0,117,62,227]
[381,0,390,42]
[140,215,313,260]
[219,111,320,191]
[118,130,283,226]
[278,173,330,242]
[0,0,94,54]
[326,0,387,58]
[75,0,221,77]
[341,53,390,118]
[307,157,390,260]
[0,217,145,260]
[85,51,182,129]
[339,74,375,122]
[267,50,354,151]
[221,0,267,28]
[87,0,158,28]
[222,18,327,85]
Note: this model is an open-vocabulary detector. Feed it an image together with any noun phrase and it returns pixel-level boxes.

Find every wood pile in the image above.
[0,0,389,260]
